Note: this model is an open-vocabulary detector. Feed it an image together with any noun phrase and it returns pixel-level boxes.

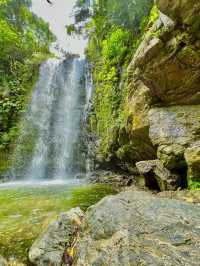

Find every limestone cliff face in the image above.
[122,0,200,190]
[94,0,200,190]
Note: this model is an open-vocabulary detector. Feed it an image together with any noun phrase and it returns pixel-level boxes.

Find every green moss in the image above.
[0,151,11,175]
[116,144,136,161]
[187,171,200,191]
[149,5,159,24]
[86,1,154,160]
[188,180,200,190]
[67,184,117,211]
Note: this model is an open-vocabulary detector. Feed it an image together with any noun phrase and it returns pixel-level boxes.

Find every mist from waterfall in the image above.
[12,57,88,180]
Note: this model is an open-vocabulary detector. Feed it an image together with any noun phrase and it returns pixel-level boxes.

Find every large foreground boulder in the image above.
[29,208,84,266]
[75,191,200,266]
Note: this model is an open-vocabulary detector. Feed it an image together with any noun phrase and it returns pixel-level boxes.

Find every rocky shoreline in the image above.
[27,187,199,266]
[0,176,199,265]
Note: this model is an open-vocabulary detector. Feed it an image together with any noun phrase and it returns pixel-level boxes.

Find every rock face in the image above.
[133,0,200,105]
[90,0,200,189]
[149,106,200,148]
[75,191,200,266]
[29,208,84,266]
[114,0,200,189]
[117,81,156,163]
[149,106,200,168]
[157,0,200,33]
[148,106,200,187]
[89,170,135,187]
[136,160,182,191]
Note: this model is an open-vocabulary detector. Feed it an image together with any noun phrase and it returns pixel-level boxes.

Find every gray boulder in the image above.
[149,106,200,169]
[75,191,200,266]
[29,208,84,266]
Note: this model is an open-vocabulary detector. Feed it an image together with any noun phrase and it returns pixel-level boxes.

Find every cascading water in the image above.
[12,57,87,180]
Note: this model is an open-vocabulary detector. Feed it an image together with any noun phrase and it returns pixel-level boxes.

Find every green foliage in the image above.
[0,0,54,174]
[67,184,117,211]
[102,28,131,65]
[149,5,159,24]
[105,0,153,31]
[188,180,200,190]
[86,0,153,156]
[66,24,77,35]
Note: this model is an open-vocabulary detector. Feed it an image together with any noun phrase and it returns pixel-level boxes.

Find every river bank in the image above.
[24,182,199,266]
[0,180,117,264]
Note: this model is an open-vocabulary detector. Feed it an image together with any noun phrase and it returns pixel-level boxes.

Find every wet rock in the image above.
[29,208,84,266]
[184,141,200,189]
[136,160,181,191]
[0,256,7,266]
[75,191,200,266]
[149,105,200,169]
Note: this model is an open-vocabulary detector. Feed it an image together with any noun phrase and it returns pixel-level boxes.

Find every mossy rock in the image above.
[184,141,200,190]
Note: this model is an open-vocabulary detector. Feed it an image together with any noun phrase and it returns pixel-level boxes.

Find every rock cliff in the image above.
[92,0,200,190]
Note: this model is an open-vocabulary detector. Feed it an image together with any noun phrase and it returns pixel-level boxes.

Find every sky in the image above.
[31,0,87,56]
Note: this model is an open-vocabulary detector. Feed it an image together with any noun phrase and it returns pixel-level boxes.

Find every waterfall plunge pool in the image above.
[0,56,99,264]
[0,180,117,264]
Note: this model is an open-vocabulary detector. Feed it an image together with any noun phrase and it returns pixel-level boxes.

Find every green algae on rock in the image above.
[184,141,200,189]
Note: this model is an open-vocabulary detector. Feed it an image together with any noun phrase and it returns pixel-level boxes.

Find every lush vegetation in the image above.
[85,0,153,157]
[0,0,55,174]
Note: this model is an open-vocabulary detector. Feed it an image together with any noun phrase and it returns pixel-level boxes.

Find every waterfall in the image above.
[12,57,87,180]
[83,62,94,174]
